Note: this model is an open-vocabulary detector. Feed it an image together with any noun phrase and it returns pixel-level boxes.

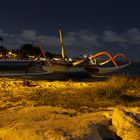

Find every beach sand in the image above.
[0,77,139,139]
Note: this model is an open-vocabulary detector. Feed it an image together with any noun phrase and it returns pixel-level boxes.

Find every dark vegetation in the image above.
[0,76,139,112]
[0,43,65,59]
[31,76,140,111]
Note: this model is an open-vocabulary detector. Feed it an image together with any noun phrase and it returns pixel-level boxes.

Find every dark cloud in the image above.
[102,28,140,46]
[102,28,140,60]
[63,30,102,56]
[102,30,126,43]
[124,28,140,45]
[21,30,37,41]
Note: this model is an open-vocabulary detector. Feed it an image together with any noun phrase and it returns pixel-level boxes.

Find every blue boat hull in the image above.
[0,60,34,70]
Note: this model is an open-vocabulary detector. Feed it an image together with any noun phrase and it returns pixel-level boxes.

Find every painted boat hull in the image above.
[85,61,132,75]
[42,61,132,75]
[42,63,70,73]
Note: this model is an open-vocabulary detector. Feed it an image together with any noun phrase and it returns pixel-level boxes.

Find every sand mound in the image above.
[0,106,117,140]
[112,107,140,140]
[0,106,140,140]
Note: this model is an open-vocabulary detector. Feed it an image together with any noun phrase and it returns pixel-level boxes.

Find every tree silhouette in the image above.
[0,46,7,56]
[0,37,3,46]
[20,44,41,56]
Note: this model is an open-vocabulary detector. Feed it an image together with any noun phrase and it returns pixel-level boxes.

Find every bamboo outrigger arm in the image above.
[72,51,119,66]
[72,59,85,66]
[72,51,130,67]
[99,53,129,66]
[59,28,65,60]
[39,46,53,69]
[89,51,118,67]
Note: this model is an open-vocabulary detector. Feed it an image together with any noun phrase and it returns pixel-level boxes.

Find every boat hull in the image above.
[0,60,34,70]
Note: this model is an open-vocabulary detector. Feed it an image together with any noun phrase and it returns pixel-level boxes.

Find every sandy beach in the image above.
[0,75,139,140]
[1,0,140,139]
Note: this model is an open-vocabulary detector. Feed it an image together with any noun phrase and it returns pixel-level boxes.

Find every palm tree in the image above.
[0,37,3,46]
[20,44,41,56]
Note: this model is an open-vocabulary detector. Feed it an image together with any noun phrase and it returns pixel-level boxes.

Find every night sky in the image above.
[0,0,140,60]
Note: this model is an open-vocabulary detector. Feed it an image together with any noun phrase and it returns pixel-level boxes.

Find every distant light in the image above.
[39,57,46,61]
[53,58,61,61]
[68,58,72,61]
[8,51,12,55]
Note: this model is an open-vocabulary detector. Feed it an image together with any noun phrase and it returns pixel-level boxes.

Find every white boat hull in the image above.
[84,61,132,75]
[42,64,70,73]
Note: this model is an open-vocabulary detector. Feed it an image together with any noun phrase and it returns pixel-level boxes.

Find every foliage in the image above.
[0,46,7,55]
[19,43,65,59]
[19,44,41,56]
